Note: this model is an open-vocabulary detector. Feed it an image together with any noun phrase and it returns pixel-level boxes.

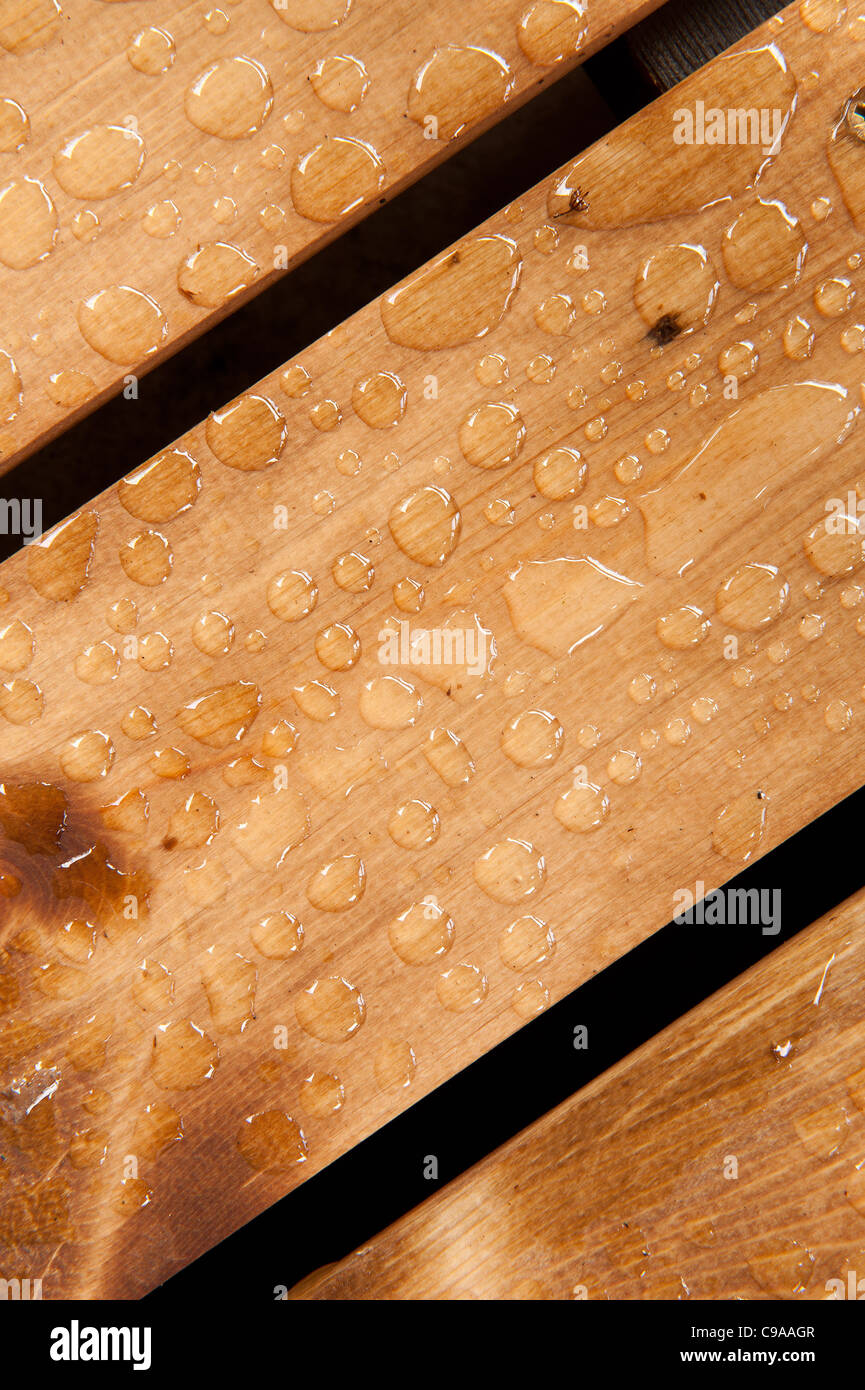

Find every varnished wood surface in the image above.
[1,2,864,1297]
[295,889,865,1300]
[0,0,661,471]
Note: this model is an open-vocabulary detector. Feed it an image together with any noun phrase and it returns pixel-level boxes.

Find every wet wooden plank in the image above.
[293,889,865,1300]
[0,0,661,472]
[1,1,864,1297]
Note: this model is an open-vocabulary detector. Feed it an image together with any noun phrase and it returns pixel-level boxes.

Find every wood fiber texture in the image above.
[1,0,864,1297]
[295,890,865,1300]
[0,0,660,470]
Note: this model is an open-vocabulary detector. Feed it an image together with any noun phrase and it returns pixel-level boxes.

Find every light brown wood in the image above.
[0,0,661,471]
[1,1,865,1298]
[293,888,865,1301]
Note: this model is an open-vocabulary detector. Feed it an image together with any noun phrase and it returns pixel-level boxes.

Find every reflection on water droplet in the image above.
[0,98,29,152]
[270,0,352,30]
[408,45,513,142]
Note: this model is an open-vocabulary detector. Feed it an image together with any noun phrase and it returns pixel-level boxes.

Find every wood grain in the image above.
[0,0,661,472]
[293,888,865,1300]
[1,1,865,1298]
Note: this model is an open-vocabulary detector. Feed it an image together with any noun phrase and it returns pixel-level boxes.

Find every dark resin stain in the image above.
[648,313,682,347]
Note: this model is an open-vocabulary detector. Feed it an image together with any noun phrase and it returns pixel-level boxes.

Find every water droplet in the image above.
[295,976,365,1039]
[0,98,29,152]
[638,382,856,577]
[555,781,609,832]
[298,1071,344,1116]
[251,911,303,959]
[128,26,175,74]
[501,709,563,767]
[459,401,525,469]
[474,838,545,902]
[409,45,513,141]
[291,136,385,222]
[437,962,487,1011]
[310,53,369,112]
[716,563,789,629]
[151,1019,219,1089]
[0,177,57,268]
[381,236,521,349]
[177,241,258,307]
[712,790,767,862]
[77,285,167,364]
[389,485,461,565]
[722,198,806,291]
[425,727,475,785]
[517,0,588,65]
[27,511,98,601]
[388,799,440,849]
[267,569,318,621]
[237,1110,307,1169]
[499,914,555,969]
[352,370,406,428]
[118,448,200,521]
[360,675,422,729]
[185,57,273,139]
[634,244,719,340]
[504,556,641,656]
[270,0,352,30]
[53,126,145,200]
[206,393,285,470]
[550,46,796,227]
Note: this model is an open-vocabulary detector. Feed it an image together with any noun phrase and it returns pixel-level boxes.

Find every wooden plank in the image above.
[0,0,661,472]
[292,889,865,1300]
[2,1,865,1297]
